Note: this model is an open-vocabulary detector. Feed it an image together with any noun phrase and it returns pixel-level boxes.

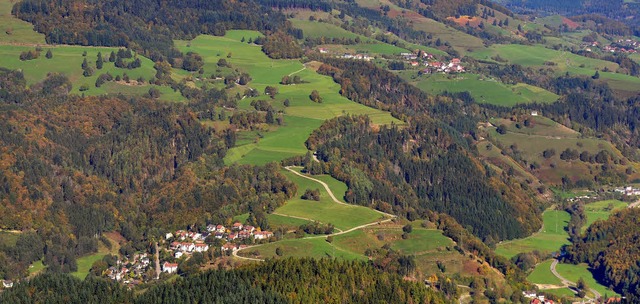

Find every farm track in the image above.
[234,166,396,261]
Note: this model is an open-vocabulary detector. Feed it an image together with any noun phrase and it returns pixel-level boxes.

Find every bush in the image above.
[301,188,320,201]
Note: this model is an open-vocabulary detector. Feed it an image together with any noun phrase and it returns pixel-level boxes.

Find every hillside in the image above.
[2,0,640,302]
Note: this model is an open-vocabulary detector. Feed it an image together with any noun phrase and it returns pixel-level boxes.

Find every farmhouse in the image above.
[162,262,178,274]
[254,231,273,240]
[2,280,13,288]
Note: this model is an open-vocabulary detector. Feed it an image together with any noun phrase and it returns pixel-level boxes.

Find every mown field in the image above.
[176,31,400,165]
[272,168,384,231]
[239,237,365,260]
[527,259,562,286]
[555,263,619,297]
[407,73,558,106]
[495,210,570,258]
[70,234,121,280]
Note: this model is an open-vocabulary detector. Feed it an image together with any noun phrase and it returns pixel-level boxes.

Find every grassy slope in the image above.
[274,169,384,231]
[240,237,365,260]
[583,200,627,232]
[527,259,562,285]
[0,0,45,44]
[555,263,619,297]
[0,45,184,101]
[406,73,558,106]
[495,210,570,258]
[175,31,399,165]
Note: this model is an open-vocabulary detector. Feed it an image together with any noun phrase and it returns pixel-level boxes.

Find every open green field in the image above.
[333,227,453,256]
[528,259,562,285]
[584,200,627,231]
[491,116,579,138]
[239,237,365,260]
[290,19,365,40]
[544,287,577,298]
[471,44,618,71]
[0,45,184,101]
[495,210,570,258]
[274,169,385,231]
[555,263,619,297]
[28,259,45,276]
[0,0,45,44]
[177,31,399,165]
[72,252,108,280]
[631,53,640,64]
[233,212,312,230]
[407,73,558,106]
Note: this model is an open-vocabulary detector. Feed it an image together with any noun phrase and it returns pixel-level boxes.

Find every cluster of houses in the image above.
[162,223,272,265]
[523,291,555,304]
[614,186,640,196]
[584,39,639,54]
[421,58,465,74]
[337,53,374,61]
[399,51,465,74]
[105,253,152,286]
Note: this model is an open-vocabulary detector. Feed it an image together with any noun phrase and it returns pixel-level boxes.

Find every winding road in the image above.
[233,167,397,261]
[550,259,601,301]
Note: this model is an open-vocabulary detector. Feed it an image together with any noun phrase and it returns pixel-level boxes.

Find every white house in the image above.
[254,231,273,240]
[162,262,178,274]
[194,243,209,252]
[165,232,173,240]
[2,280,13,288]
[174,251,184,259]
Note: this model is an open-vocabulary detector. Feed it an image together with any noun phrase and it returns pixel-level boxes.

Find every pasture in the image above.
[471,44,619,71]
[555,263,619,297]
[583,200,627,231]
[290,19,365,40]
[0,45,184,101]
[179,31,399,165]
[239,237,365,260]
[0,0,45,44]
[332,227,453,256]
[408,73,558,106]
[490,116,579,138]
[527,259,562,286]
[495,210,570,258]
[0,230,18,247]
[274,169,385,231]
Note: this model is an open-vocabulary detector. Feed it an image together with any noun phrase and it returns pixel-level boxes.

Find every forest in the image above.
[564,208,640,300]
[0,68,295,278]
[0,258,452,304]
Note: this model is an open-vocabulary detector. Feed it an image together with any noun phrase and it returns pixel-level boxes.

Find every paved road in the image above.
[234,167,397,261]
[550,259,601,300]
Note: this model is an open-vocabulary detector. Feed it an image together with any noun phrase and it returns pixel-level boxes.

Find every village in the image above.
[318,47,465,74]
[99,222,273,286]
[583,39,639,54]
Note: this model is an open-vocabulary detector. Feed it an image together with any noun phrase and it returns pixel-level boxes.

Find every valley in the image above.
[1,0,640,302]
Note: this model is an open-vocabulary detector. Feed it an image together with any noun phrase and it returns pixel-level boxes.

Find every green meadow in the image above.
[555,263,619,297]
[274,168,385,231]
[490,116,579,138]
[0,0,45,44]
[471,44,618,71]
[583,200,627,231]
[495,210,570,258]
[0,231,19,247]
[527,259,562,285]
[408,73,558,106]
[0,45,184,101]
[176,31,399,165]
[333,228,453,256]
[290,19,365,40]
[239,237,365,260]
